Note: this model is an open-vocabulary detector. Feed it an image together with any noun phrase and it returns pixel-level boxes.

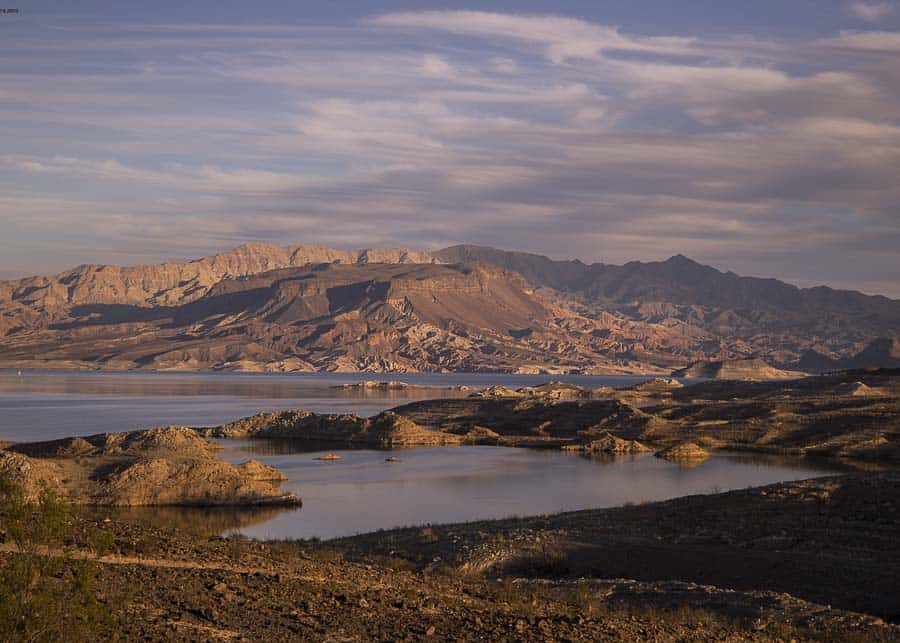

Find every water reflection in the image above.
[77,445,848,540]
[1,371,850,541]
[205,444,845,541]
[0,370,651,398]
[89,505,295,537]
[0,370,652,442]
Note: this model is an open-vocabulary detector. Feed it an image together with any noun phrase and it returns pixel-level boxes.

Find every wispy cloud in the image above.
[846,1,895,23]
[370,11,695,63]
[820,29,900,50]
[1,8,900,294]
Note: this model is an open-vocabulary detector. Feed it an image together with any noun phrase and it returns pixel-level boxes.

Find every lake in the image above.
[0,369,652,441]
[1,370,846,540]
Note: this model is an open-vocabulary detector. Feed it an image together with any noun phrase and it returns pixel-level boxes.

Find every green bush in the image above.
[0,477,120,642]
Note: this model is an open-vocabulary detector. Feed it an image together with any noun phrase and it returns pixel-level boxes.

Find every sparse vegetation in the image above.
[0,476,120,642]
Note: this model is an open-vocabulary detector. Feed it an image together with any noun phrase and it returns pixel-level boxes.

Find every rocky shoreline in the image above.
[195,369,900,466]
[2,369,899,639]
[1,473,896,641]
[0,426,299,507]
[4,369,896,510]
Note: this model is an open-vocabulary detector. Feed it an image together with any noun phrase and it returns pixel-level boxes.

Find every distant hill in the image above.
[435,245,900,368]
[0,243,898,373]
[0,260,670,374]
[799,338,900,373]
[0,243,435,311]
[436,245,900,321]
[671,358,803,380]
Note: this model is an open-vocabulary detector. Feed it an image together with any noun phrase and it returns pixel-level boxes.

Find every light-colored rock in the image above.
[655,442,710,464]
[2,427,298,507]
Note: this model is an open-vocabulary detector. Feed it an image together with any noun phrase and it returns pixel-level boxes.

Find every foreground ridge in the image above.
[1,474,893,640]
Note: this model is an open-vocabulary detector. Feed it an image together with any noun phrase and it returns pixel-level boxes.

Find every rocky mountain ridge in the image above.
[0,243,434,312]
[1,243,897,373]
[436,245,900,366]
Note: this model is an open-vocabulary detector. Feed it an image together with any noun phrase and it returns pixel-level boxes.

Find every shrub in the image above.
[0,476,120,642]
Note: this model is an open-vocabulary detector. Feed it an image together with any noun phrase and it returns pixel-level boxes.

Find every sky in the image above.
[1,1,899,296]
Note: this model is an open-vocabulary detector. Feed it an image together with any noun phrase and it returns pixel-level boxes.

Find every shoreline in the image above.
[2,472,895,640]
[2,369,898,639]
[0,362,672,377]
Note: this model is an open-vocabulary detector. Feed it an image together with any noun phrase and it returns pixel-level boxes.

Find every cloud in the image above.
[820,29,900,51]
[370,11,695,63]
[846,1,895,22]
[2,11,900,295]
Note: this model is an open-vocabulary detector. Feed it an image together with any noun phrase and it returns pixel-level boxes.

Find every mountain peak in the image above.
[662,254,706,268]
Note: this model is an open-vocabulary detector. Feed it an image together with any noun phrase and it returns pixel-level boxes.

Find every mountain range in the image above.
[1,243,897,374]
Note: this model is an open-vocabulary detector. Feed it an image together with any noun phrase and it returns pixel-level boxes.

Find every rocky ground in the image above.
[334,473,900,621]
[2,473,898,641]
[2,371,899,639]
[0,426,298,506]
[196,369,900,466]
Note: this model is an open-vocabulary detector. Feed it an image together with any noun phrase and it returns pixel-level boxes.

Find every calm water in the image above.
[211,443,845,540]
[1,371,845,540]
[0,370,651,441]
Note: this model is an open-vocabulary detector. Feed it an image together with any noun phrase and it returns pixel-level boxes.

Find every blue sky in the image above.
[2,1,899,295]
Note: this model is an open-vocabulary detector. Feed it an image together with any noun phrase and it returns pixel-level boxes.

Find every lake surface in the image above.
[2,370,846,540]
[211,443,845,540]
[0,370,652,441]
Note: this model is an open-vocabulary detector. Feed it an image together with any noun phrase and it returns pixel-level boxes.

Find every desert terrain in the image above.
[2,370,899,640]
[2,243,898,375]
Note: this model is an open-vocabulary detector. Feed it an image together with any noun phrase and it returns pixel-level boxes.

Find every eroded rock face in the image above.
[98,458,298,507]
[367,412,463,448]
[236,460,288,481]
[3,243,899,374]
[0,450,65,499]
[633,378,683,392]
[471,382,592,401]
[9,426,220,459]
[201,409,462,448]
[577,431,652,455]
[1,427,298,507]
[655,442,710,464]
[671,358,802,380]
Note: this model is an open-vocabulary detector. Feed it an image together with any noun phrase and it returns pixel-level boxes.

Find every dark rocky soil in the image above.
[2,473,898,641]
[334,473,900,623]
[2,371,899,639]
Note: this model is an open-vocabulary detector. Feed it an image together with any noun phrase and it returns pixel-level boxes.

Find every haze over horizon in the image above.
[2,1,899,296]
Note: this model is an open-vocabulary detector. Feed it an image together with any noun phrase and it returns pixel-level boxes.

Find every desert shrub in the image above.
[568,581,605,617]
[418,526,439,543]
[0,477,119,642]
[376,555,415,573]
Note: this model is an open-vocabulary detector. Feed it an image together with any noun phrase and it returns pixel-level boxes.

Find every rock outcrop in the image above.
[200,410,462,448]
[832,381,886,397]
[655,442,711,464]
[1,427,298,506]
[799,337,900,373]
[193,370,900,465]
[672,358,802,380]
[563,431,651,455]
[98,457,297,507]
